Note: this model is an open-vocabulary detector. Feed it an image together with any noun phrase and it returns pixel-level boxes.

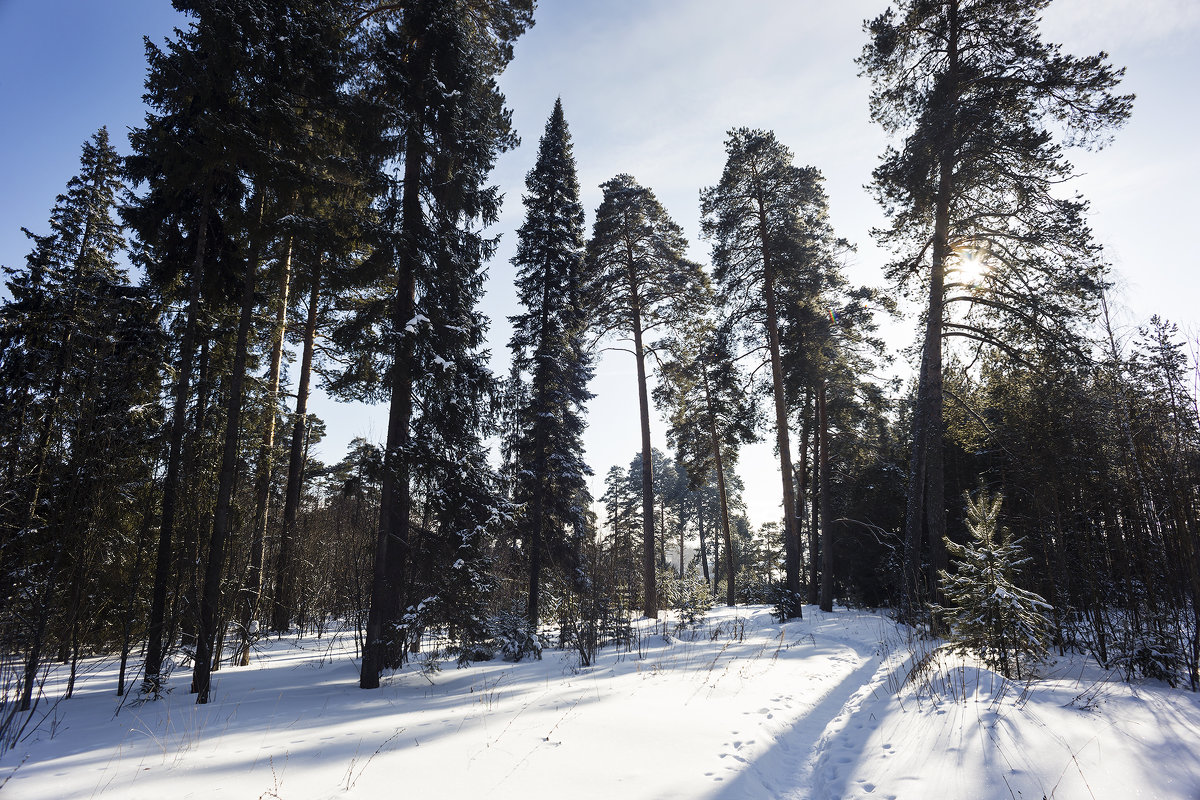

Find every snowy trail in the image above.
[707,639,879,799]
[5,606,1199,800]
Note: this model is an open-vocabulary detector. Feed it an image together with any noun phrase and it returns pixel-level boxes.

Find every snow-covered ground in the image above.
[4,606,1198,799]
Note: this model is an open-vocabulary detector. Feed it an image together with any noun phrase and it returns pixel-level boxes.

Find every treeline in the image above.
[0,0,1197,732]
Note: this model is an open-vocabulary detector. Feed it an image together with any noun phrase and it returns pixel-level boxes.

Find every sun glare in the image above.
[951,248,989,286]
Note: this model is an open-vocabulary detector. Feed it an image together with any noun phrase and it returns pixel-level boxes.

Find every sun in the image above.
[950,247,989,287]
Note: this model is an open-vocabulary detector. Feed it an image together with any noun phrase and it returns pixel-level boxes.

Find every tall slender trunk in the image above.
[526,463,545,626]
[678,511,685,577]
[237,237,292,665]
[361,81,425,688]
[526,253,559,627]
[818,381,834,612]
[177,332,212,652]
[701,368,737,607]
[753,193,801,614]
[272,260,321,633]
[18,546,62,711]
[902,0,958,623]
[762,261,801,616]
[191,194,263,704]
[118,484,157,696]
[143,189,211,695]
[800,390,816,605]
[630,294,657,619]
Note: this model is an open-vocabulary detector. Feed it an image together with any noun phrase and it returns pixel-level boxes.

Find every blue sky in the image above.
[2,0,1197,526]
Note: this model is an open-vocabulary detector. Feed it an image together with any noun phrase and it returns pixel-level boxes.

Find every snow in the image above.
[4,606,1199,799]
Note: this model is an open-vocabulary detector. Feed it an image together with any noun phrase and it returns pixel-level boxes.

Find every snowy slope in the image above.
[3,606,1198,799]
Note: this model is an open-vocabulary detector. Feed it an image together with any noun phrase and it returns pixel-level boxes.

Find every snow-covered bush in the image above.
[735,573,777,606]
[661,568,713,629]
[770,586,804,622]
[480,610,542,663]
[937,489,1052,679]
[1114,626,1185,686]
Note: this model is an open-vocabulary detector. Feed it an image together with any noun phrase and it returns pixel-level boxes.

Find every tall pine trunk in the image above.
[901,0,958,624]
[702,369,737,607]
[630,292,657,619]
[762,256,801,616]
[818,381,834,612]
[118,486,157,696]
[237,237,292,664]
[800,391,816,605]
[272,260,321,633]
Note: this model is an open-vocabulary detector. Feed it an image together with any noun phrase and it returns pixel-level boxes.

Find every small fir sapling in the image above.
[937,489,1052,679]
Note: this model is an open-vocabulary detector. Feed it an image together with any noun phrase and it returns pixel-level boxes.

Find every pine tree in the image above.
[701,128,831,618]
[599,463,640,606]
[585,174,707,618]
[859,0,1132,619]
[507,99,594,627]
[655,324,756,606]
[938,489,1051,679]
[268,23,380,635]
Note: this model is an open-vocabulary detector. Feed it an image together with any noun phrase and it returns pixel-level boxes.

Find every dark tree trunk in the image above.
[702,369,737,607]
[757,203,801,616]
[361,81,425,688]
[237,237,292,665]
[764,264,801,615]
[178,331,212,652]
[818,381,834,613]
[526,474,544,626]
[800,391,816,605]
[143,191,210,695]
[191,198,262,704]
[272,260,321,633]
[902,0,957,624]
[630,296,657,619]
[118,487,157,696]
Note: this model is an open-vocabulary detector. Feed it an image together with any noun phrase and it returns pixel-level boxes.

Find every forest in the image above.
[1,0,1198,759]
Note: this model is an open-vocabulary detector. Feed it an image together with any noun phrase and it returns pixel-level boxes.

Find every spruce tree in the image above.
[0,128,161,711]
[334,0,534,689]
[585,174,707,618]
[507,99,594,627]
[938,489,1052,679]
[859,0,1132,619]
[124,0,256,696]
